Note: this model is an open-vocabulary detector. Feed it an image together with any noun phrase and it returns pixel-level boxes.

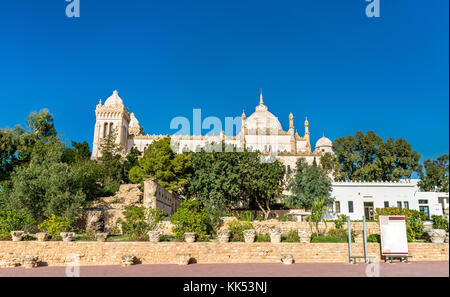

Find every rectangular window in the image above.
[403,201,409,209]
[419,206,430,220]
[384,201,389,208]
[397,201,402,208]
[335,201,341,214]
[348,201,354,213]
[419,200,428,204]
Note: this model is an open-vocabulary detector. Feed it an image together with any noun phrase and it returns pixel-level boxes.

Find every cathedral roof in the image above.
[104,90,124,106]
[316,134,332,147]
[245,91,284,133]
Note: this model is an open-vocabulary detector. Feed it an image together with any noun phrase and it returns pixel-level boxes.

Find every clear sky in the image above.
[0,0,448,162]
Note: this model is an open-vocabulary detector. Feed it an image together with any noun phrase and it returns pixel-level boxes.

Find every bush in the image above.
[0,209,36,236]
[375,207,426,242]
[170,200,213,240]
[118,206,166,240]
[432,215,449,231]
[327,228,347,239]
[281,229,299,242]
[227,220,254,242]
[367,234,381,243]
[38,214,72,239]
[334,214,348,230]
[238,211,253,222]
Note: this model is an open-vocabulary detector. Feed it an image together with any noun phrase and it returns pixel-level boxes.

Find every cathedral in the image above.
[91,90,333,170]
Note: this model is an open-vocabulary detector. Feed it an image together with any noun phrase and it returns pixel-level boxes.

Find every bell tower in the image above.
[91,90,131,159]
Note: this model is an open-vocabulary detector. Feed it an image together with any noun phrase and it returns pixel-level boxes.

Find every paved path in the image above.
[0,261,448,277]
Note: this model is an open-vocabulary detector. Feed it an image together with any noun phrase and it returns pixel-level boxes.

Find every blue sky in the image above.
[0,0,448,162]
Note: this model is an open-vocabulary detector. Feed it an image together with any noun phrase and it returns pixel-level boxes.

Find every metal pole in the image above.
[347,216,352,263]
[363,215,368,263]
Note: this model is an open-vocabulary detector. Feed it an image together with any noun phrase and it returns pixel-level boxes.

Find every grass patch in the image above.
[311,234,349,243]
[106,235,133,242]
[255,234,270,242]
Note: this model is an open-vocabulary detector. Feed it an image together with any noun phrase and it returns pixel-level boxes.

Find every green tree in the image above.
[169,199,213,240]
[122,148,141,183]
[62,141,91,164]
[4,140,86,223]
[320,152,346,181]
[240,153,285,220]
[185,143,244,223]
[285,159,333,209]
[418,154,449,192]
[333,131,420,181]
[96,128,123,195]
[129,136,191,192]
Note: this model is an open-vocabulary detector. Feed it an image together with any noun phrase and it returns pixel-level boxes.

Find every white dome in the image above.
[104,90,124,106]
[316,136,332,148]
[129,112,140,128]
[245,93,283,133]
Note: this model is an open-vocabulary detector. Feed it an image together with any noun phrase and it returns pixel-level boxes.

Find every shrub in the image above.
[118,206,166,240]
[327,228,347,239]
[170,200,213,240]
[432,215,449,231]
[0,209,36,236]
[334,214,348,230]
[38,214,72,239]
[375,207,426,242]
[367,234,381,243]
[239,211,253,222]
[227,220,254,242]
[281,229,299,242]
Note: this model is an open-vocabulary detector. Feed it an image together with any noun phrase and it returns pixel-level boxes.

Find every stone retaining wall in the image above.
[0,242,447,267]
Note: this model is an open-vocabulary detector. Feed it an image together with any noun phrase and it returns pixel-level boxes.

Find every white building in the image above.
[91,90,333,171]
[330,179,449,221]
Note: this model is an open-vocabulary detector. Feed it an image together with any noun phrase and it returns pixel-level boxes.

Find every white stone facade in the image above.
[91,90,333,170]
[330,180,449,221]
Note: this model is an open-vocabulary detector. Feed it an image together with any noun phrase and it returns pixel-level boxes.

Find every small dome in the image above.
[129,112,140,128]
[104,90,124,106]
[316,135,332,148]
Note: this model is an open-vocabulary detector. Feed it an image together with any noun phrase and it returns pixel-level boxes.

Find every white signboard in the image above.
[379,215,408,256]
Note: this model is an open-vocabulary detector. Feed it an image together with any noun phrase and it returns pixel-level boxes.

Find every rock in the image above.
[243,229,256,243]
[428,229,447,243]
[121,254,137,266]
[281,254,294,264]
[298,230,312,243]
[35,232,47,242]
[269,229,282,243]
[445,233,449,243]
[217,230,230,243]
[85,210,104,233]
[95,233,108,242]
[147,231,162,243]
[423,221,433,233]
[184,232,197,243]
[11,231,24,242]
[0,258,21,268]
[176,253,191,265]
[23,256,38,269]
[60,232,76,242]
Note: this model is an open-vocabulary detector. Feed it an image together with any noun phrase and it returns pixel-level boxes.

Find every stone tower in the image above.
[91,90,131,159]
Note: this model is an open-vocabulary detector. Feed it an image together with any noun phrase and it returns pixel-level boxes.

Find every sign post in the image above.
[379,215,409,263]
